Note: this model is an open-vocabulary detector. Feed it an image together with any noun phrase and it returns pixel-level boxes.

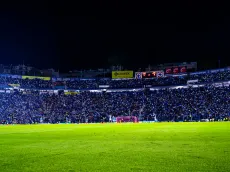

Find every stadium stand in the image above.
[0,68,229,89]
[0,85,229,124]
[0,68,229,124]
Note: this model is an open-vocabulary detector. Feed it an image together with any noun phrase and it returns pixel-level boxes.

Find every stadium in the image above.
[0,66,230,172]
[1,4,230,171]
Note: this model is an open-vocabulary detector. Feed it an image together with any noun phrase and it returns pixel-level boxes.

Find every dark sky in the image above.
[0,2,229,72]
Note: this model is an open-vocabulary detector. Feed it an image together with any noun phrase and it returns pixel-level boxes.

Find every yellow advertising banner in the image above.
[22,76,51,81]
[64,91,79,95]
[112,71,133,79]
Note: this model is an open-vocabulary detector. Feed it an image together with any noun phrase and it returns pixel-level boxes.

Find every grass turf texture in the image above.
[0,123,230,172]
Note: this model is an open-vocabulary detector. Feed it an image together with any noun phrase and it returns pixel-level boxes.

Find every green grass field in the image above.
[0,122,230,172]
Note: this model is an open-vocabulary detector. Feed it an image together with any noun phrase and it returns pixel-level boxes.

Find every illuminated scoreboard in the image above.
[135,71,164,79]
[142,71,157,78]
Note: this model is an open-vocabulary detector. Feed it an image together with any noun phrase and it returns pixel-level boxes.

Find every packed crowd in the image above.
[0,77,53,89]
[0,85,229,124]
[190,70,230,83]
[0,70,229,89]
[144,86,230,121]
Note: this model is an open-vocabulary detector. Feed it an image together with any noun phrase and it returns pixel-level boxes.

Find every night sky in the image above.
[0,2,229,72]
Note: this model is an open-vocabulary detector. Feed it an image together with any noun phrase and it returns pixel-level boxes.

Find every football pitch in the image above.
[0,122,230,172]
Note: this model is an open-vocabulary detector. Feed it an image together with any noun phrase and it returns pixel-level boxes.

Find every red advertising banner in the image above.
[116,116,138,123]
[173,67,179,74]
[165,66,187,75]
[165,68,172,74]
[180,66,187,73]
